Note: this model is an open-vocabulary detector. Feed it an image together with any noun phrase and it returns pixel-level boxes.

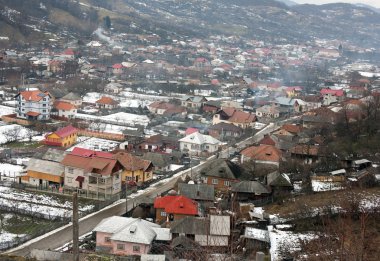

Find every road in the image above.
[5,157,213,257]
[6,117,299,257]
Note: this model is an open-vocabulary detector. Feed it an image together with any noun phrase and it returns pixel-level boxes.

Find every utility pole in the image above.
[72,192,79,261]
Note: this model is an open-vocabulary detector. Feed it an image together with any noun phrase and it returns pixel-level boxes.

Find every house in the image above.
[202,100,221,114]
[240,144,282,167]
[199,159,252,191]
[208,122,244,140]
[140,152,182,172]
[285,86,302,98]
[24,157,64,187]
[154,193,200,224]
[170,215,230,247]
[231,181,271,203]
[61,148,123,197]
[112,63,124,75]
[52,101,77,119]
[289,144,326,164]
[148,101,176,115]
[15,89,53,121]
[96,96,119,109]
[293,96,321,113]
[114,151,153,183]
[255,105,280,118]
[193,57,211,70]
[94,216,170,256]
[177,183,215,208]
[60,92,82,107]
[179,132,222,155]
[265,171,293,198]
[138,134,178,152]
[105,82,123,94]
[320,88,345,105]
[213,108,256,129]
[180,96,207,110]
[43,125,78,147]
[301,107,339,128]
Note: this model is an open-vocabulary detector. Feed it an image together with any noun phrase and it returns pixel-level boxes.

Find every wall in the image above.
[111,240,149,256]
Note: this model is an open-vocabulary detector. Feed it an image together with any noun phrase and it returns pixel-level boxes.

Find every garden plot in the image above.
[0,124,43,145]
[82,92,151,108]
[0,186,94,220]
[66,137,120,152]
[76,112,150,127]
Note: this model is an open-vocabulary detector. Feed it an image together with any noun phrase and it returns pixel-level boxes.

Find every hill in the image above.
[1,0,380,48]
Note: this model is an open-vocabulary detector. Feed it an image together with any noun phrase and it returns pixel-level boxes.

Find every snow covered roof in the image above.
[179,132,221,145]
[244,227,270,242]
[94,216,161,245]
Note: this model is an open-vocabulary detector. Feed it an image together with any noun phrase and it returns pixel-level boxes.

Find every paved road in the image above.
[5,157,213,257]
[6,117,300,257]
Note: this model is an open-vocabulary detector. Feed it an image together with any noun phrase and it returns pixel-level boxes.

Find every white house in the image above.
[52,101,77,119]
[179,132,222,155]
[15,89,53,121]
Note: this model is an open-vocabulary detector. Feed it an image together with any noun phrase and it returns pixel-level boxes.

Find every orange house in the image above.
[43,125,78,147]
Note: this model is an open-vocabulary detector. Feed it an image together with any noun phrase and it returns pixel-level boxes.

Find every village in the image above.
[0,19,380,261]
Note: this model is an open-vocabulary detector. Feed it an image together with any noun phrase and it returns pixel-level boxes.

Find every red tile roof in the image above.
[259,135,276,146]
[26,111,40,116]
[61,148,119,176]
[96,96,118,105]
[154,195,198,215]
[320,88,344,97]
[18,90,51,102]
[241,144,282,163]
[54,125,78,138]
[282,124,302,134]
[114,152,152,171]
[54,101,76,111]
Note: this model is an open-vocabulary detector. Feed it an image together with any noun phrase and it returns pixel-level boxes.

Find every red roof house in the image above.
[154,195,199,223]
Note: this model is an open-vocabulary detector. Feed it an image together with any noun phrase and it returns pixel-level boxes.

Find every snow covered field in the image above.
[0,186,94,220]
[66,137,120,152]
[311,180,344,192]
[82,92,156,108]
[0,105,15,116]
[76,112,150,127]
[0,124,44,145]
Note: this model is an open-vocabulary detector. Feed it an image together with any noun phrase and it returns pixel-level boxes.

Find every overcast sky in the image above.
[294,1,380,8]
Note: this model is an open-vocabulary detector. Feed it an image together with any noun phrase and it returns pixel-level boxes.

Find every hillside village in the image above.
[0,2,380,261]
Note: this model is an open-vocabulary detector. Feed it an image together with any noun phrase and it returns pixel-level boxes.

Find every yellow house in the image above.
[24,158,64,187]
[43,125,78,147]
[115,152,153,183]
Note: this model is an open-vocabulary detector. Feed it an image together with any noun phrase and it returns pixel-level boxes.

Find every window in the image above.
[105,237,111,243]
[133,245,140,252]
[126,176,133,181]
[212,178,218,185]
[68,168,74,174]
[67,177,72,183]
[42,110,46,113]
[115,174,119,180]
[161,211,167,217]
[117,244,125,250]
[43,104,46,107]
[224,180,230,187]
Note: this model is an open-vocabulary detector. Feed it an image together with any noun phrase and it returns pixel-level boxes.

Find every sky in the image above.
[294,1,380,8]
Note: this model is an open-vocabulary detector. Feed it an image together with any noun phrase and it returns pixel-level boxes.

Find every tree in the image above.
[103,16,111,29]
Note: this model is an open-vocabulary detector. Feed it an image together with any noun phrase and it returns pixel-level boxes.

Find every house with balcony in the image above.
[180,96,207,111]
[15,89,53,121]
[61,148,123,198]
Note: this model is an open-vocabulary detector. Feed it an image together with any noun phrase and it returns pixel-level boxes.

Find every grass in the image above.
[1,212,63,236]
[264,187,380,217]
[4,141,41,149]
